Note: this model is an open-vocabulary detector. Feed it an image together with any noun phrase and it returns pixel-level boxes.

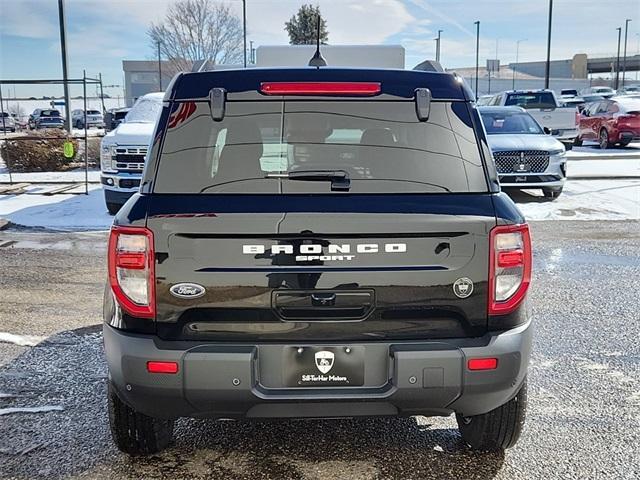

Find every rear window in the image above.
[87,110,101,115]
[126,98,162,123]
[154,100,487,194]
[41,110,60,117]
[505,92,556,109]
[480,111,543,135]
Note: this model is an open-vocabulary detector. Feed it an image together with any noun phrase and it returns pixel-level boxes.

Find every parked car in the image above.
[619,85,640,95]
[72,109,104,129]
[100,93,163,214]
[576,97,640,148]
[104,68,533,455]
[560,89,578,98]
[580,86,616,98]
[28,108,65,129]
[104,107,131,131]
[479,106,566,199]
[475,94,493,106]
[486,89,578,149]
[0,112,16,132]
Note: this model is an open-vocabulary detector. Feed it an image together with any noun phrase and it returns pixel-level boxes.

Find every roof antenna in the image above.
[308,13,327,67]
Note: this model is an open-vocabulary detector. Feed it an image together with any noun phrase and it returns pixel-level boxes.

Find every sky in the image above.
[1,0,639,98]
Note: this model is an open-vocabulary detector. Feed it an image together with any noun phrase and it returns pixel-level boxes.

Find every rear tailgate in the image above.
[529,107,576,131]
[148,194,495,342]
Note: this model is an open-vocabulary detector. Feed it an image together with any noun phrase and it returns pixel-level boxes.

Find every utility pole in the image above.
[474,21,480,99]
[57,0,72,134]
[242,0,247,68]
[157,41,162,90]
[622,19,631,88]
[615,27,622,89]
[435,29,442,63]
[513,39,526,90]
[544,0,553,89]
[99,73,106,113]
[250,40,254,64]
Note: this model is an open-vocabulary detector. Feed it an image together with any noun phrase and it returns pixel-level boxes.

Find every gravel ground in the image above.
[0,221,639,480]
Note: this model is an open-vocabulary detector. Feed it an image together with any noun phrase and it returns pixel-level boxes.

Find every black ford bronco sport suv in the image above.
[104,67,532,455]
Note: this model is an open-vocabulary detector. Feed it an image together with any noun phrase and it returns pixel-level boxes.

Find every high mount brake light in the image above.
[259,82,381,96]
[489,224,532,315]
[108,226,155,318]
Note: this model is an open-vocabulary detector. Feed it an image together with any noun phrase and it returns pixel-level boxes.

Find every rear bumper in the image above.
[618,131,640,142]
[104,320,532,420]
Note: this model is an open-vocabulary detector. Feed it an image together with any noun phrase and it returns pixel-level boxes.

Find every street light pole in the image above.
[157,41,162,91]
[57,0,72,134]
[544,0,553,89]
[474,21,480,100]
[622,19,631,88]
[615,27,622,90]
[512,39,526,90]
[242,0,247,68]
[435,29,442,63]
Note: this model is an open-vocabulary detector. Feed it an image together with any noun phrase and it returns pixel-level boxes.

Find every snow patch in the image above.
[0,405,64,416]
[0,332,45,347]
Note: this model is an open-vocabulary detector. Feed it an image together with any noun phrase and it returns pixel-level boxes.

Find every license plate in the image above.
[283,346,365,387]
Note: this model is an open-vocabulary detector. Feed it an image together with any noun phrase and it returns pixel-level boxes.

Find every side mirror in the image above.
[543,127,551,135]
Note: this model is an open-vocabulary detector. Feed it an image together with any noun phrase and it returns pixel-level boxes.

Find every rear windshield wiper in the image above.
[267,170,351,191]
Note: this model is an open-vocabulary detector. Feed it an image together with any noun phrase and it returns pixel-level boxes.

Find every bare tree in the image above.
[148,0,244,73]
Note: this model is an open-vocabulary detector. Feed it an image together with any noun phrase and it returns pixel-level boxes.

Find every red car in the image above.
[576,97,640,148]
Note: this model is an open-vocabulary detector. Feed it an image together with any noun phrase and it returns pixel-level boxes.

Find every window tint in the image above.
[41,110,60,117]
[504,92,556,109]
[154,101,487,194]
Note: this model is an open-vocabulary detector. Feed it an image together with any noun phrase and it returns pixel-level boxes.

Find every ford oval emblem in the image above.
[170,283,206,299]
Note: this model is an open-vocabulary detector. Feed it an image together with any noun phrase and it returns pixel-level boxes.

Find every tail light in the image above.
[108,226,155,318]
[489,224,532,315]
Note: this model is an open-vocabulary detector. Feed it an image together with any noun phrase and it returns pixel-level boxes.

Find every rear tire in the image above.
[106,202,122,215]
[561,141,573,151]
[542,187,563,200]
[108,382,174,455]
[573,136,583,147]
[457,380,527,452]
[619,139,631,148]
[599,128,612,149]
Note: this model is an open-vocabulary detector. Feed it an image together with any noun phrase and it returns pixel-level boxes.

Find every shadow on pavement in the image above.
[0,326,505,480]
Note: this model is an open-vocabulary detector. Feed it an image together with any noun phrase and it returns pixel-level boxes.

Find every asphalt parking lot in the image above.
[1,220,639,480]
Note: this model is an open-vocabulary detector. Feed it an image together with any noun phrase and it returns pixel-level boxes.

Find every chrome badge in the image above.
[453,278,474,299]
[170,283,206,299]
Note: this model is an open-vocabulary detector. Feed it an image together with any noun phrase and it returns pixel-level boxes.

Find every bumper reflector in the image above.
[147,361,179,374]
[467,358,498,371]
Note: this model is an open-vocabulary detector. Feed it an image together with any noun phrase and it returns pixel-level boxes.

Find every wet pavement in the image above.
[0,221,639,479]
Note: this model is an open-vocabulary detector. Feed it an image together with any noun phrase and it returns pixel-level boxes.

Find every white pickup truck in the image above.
[485,89,578,149]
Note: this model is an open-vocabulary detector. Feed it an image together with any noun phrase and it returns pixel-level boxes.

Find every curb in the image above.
[567,155,640,161]
[567,176,640,180]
